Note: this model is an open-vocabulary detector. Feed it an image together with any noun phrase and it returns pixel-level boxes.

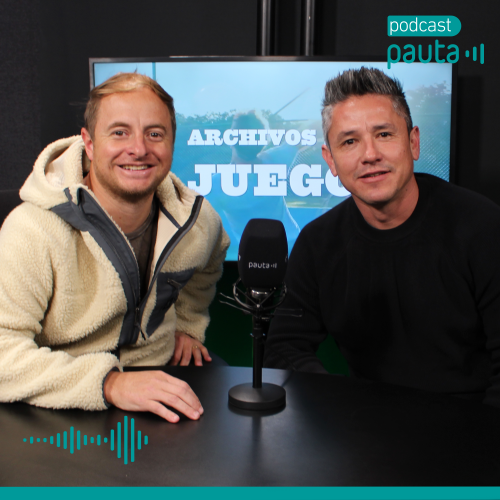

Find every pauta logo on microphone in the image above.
[248,262,278,269]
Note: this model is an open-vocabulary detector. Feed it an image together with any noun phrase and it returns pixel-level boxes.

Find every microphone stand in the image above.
[252,316,266,389]
[222,281,286,410]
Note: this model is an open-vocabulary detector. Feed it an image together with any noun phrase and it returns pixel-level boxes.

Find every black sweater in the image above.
[265,174,500,407]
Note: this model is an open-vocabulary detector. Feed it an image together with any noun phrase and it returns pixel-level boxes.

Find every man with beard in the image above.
[0,73,229,422]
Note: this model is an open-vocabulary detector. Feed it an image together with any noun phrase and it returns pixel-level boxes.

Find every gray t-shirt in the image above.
[125,198,158,300]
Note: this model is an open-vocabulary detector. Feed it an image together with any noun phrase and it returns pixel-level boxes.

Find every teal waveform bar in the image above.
[22,416,149,465]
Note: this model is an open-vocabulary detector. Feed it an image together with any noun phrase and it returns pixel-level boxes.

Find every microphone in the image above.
[238,218,288,296]
[224,219,288,411]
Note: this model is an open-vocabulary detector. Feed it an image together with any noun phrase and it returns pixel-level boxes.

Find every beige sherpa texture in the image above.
[0,136,229,411]
[0,203,120,410]
[172,200,229,340]
[20,136,84,210]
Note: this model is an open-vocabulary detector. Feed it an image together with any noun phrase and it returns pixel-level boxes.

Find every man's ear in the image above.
[410,126,420,161]
[321,143,338,177]
[81,128,94,162]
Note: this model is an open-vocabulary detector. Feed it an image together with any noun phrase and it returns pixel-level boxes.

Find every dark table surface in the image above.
[1,365,499,486]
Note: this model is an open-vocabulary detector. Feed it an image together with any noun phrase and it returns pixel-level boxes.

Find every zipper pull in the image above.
[167,278,182,302]
[167,278,181,289]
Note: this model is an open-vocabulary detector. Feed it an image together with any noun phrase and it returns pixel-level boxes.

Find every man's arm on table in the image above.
[0,206,202,422]
[104,370,203,423]
[104,208,230,418]
[264,226,330,374]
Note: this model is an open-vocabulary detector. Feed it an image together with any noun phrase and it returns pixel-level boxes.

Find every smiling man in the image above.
[264,67,500,408]
[0,73,229,421]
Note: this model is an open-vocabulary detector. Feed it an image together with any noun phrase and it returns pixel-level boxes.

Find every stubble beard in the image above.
[93,161,167,204]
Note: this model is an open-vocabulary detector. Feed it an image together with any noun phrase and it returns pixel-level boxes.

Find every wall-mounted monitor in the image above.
[90,57,456,261]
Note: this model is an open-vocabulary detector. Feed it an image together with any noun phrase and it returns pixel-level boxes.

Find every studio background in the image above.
[1,0,498,371]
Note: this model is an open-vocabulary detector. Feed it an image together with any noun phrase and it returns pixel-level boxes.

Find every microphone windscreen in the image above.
[238,219,288,289]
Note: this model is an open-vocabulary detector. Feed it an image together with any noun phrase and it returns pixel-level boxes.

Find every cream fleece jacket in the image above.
[0,136,229,410]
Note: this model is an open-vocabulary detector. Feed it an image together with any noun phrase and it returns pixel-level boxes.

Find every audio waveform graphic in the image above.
[22,415,149,465]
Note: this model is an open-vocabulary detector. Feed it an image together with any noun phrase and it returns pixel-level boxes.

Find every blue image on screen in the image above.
[93,60,452,260]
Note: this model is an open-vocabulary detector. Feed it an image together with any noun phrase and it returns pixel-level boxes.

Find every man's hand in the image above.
[103,370,203,423]
[169,331,212,366]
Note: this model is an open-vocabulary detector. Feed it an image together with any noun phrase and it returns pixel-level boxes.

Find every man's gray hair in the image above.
[321,67,413,148]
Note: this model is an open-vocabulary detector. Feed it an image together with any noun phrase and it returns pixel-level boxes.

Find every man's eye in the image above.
[343,139,355,146]
[113,131,125,136]
[149,132,162,138]
[380,132,391,138]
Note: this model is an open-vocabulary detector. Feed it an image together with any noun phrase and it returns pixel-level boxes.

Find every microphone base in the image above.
[228,383,286,411]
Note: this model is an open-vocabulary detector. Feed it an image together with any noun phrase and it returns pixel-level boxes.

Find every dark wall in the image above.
[0,0,41,189]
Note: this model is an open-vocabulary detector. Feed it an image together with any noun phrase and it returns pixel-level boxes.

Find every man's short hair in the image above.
[321,67,413,147]
[84,72,176,142]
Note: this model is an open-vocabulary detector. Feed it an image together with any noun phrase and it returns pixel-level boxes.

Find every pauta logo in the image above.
[248,262,278,269]
[386,15,484,68]
[387,40,484,68]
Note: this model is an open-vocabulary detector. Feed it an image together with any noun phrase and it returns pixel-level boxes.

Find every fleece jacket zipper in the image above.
[133,195,204,342]
[52,188,203,347]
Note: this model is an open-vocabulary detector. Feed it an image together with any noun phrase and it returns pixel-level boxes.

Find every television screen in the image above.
[91,57,455,261]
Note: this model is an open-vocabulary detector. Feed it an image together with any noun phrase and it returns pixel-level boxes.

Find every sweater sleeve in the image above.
[0,206,120,411]
[264,226,329,374]
[174,207,230,341]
